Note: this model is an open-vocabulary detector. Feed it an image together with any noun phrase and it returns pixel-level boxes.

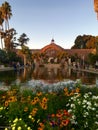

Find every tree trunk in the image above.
[24,55,26,66]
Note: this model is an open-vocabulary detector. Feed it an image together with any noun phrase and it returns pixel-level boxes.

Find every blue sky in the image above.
[0,0,98,49]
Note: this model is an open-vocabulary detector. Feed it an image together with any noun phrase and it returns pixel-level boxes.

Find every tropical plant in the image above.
[1,1,12,31]
[18,33,30,65]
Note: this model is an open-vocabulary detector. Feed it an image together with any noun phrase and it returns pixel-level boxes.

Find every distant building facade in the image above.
[31,39,95,59]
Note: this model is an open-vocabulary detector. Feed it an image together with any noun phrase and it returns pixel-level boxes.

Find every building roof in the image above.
[40,39,65,53]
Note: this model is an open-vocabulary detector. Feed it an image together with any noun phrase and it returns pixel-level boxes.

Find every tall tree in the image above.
[18,33,29,46]
[4,28,17,50]
[0,9,4,49]
[1,1,12,31]
[18,33,30,65]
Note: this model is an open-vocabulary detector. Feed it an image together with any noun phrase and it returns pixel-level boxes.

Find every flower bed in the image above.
[0,84,98,130]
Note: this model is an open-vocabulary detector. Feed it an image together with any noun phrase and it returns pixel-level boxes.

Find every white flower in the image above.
[84,93,89,98]
[95,121,98,125]
[66,103,70,106]
[83,105,86,108]
[91,107,96,111]
[83,112,89,117]
[71,104,75,108]
[94,103,98,107]
[72,115,76,119]
[88,92,92,95]
[96,114,98,118]
[68,109,72,113]
[87,106,91,110]
[87,102,91,106]
[92,96,98,100]
[82,99,87,104]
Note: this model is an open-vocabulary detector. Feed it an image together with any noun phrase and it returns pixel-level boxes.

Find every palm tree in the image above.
[0,9,4,49]
[1,1,12,31]
[18,33,29,46]
[4,28,17,50]
[18,33,30,65]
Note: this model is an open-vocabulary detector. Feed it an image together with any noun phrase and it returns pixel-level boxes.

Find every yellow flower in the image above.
[13,118,18,123]
[27,127,31,130]
[12,126,15,130]
[28,115,32,119]
[0,107,3,111]
[17,126,22,130]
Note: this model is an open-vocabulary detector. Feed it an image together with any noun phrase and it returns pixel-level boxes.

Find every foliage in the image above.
[88,53,98,65]
[0,49,22,65]
[71,35,96,49]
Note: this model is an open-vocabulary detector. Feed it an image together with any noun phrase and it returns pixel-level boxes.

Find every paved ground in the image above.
[72,67,98,74]
[0,67,14,71]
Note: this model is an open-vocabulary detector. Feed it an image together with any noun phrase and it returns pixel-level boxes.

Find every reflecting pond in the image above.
[0,66,98,89]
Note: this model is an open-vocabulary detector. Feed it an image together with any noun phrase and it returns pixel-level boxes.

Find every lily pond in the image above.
[0,66,98,90]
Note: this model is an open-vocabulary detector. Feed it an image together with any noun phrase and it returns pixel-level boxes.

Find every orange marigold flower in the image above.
[2,95,6,99]
[36,92,42,96]
[42,97,48,103]
[63,110,70,116]
[30,108,38,116]
[9,96,17,102]
[31,100,37,105]
[5,101,9,107]
[24,107,28,112]
[56,113,63,118]
[64,88,68,92]
[75,88,80,93]
[51,114,55,117]
[41,103,47,110]
[34,97,39,102]
[39,122,45,128]
[38,128,44,130]
[39,122,44,126]
[61,119,70,126]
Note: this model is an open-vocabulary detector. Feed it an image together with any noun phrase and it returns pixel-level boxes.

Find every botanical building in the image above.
[31,39,95,59]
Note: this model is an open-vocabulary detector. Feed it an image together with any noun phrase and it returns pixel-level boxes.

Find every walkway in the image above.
[72,67,98,74]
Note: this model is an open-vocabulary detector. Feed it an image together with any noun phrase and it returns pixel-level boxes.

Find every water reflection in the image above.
[0,66,98,86]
